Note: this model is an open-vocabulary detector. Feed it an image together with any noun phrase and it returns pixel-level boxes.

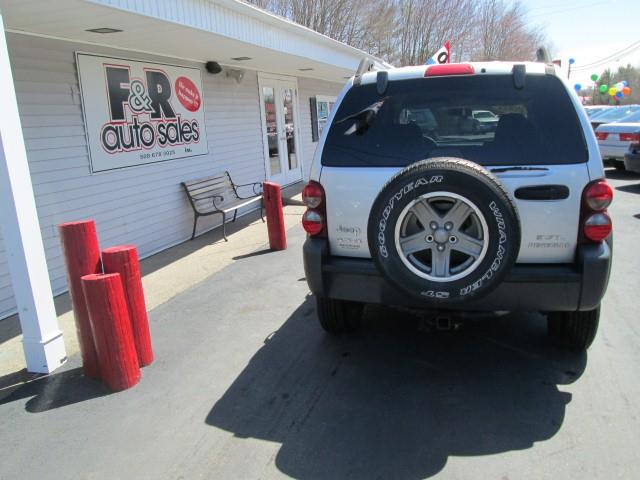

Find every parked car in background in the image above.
[472,110,500,131]
[584,105,614,118]
[623,143,640,173]
[596,110,640,170]
[590,105,640,130]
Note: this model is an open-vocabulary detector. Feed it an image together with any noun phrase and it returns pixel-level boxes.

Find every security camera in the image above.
[206,61,222,74]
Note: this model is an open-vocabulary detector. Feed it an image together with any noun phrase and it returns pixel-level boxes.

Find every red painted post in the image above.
[102,245,153,367]
[263,181,287,250]
[81,273,141,392]
[58,220,101,379]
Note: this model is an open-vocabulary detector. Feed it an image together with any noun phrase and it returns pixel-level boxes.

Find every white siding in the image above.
[0,32,344,320]
[0,33,265,319]
[297,77,344,178]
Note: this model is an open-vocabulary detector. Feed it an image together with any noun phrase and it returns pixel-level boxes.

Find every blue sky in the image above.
[520,0,640,85]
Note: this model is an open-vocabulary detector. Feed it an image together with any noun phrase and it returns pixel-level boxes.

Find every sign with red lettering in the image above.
[76,53,208,173]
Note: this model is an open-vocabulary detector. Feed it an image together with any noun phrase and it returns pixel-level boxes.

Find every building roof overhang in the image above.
[0,0,386,82]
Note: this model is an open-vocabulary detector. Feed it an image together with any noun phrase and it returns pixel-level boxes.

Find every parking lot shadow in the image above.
[206,297,585,479]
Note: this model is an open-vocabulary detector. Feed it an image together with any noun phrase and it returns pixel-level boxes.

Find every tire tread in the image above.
[548,306,600,351]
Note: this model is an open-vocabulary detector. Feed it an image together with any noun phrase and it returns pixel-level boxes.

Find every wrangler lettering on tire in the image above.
[367,158,521,304]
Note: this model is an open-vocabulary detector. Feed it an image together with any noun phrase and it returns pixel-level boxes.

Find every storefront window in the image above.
[310,95,337,142]
[263,86,281,176]
[316,95,336,134]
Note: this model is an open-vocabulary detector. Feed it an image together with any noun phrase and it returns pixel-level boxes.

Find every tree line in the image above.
[246,0,545,65]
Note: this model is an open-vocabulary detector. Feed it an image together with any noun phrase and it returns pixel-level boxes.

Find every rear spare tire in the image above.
[367,158,520,305]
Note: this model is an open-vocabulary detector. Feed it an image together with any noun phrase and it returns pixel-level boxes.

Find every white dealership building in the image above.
[0,0,379,371]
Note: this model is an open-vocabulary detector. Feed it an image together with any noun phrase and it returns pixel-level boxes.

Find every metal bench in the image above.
[181,171,263,241]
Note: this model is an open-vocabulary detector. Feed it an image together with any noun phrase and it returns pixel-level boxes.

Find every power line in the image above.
[574,42,640,70]
[572,40,640,71]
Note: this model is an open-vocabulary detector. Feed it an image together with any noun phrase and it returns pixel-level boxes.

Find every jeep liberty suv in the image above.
[302,62,613,352]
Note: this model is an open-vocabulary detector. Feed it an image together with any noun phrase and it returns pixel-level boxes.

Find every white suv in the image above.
[302,62,613,352]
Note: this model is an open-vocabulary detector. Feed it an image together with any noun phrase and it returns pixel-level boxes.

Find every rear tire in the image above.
[614,161,626,171]
[547,306,600,352]
[315,296,363,334]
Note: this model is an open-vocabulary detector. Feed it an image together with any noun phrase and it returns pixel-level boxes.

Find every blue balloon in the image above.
[623,81,629,87]
[574,83,582,91]
[616,91,623,98]
[569,58,575,65]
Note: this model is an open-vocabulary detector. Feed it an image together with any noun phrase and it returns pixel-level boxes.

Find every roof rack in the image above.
[535,47,551,63]
[353,56,392,85]
[355,56,390,76]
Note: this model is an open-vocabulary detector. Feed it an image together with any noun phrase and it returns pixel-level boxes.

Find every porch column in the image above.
[0,11,66,373]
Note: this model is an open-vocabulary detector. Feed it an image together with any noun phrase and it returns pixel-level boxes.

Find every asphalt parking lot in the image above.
[0,168,639,480]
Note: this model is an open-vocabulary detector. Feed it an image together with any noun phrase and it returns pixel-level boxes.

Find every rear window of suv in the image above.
[321,74,588,167]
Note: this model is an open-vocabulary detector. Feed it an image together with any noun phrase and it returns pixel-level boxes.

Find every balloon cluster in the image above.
[599,79,632,99]
[572,68,633,99]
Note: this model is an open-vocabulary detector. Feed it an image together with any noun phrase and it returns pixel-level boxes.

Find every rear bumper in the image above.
[599,143,628,160]
[303,238,612,312]
[624,149,640,173]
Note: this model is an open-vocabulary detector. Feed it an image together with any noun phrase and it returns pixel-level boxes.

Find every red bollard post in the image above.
[58,220,102,379]
[102,245,153,367]
[263,181,287,250]
[81,273,141,392]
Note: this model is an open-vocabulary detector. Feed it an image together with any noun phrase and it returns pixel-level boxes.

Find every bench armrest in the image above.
[234,181,263,198]
[210,195,225,209]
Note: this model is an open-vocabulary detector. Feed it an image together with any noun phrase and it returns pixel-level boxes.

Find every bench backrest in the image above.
[182,171,238,211]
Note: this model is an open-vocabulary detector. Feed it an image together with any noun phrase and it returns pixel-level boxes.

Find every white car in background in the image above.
[596,110,640,170]
[472,109,500,131]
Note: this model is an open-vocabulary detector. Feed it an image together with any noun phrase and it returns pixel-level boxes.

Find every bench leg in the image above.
[222,212,228,242]
[191,214,199,240]
[232,209,237,223]
[260,198,265,223]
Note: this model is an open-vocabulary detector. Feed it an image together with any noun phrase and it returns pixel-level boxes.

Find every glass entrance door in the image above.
[259,76,302,185]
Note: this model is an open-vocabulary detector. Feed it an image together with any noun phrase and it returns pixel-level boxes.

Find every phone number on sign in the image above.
[139,150,177,160]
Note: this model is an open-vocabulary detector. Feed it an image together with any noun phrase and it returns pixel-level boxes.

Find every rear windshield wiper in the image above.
[490,166,549,173]
[335,99,386,135]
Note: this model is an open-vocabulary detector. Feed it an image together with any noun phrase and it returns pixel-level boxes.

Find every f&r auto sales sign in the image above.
[76,53,208,173]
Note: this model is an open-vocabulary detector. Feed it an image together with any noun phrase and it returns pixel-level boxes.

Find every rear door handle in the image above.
[514,185,570,200]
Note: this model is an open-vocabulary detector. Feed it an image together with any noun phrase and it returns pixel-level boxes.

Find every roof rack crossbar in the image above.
[353,56,392,85]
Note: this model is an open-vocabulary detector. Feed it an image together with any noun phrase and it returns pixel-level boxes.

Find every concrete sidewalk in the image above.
[0,199,305,378]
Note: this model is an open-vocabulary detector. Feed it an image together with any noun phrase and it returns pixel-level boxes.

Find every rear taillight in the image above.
[583,213,613,242]
[584,179,613,211]
[619,132,640,142]
[302,181,327,237]
[595,131,608,141]
[580,179,613,243]
[302,182,324,208]
[302,210,324,236]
